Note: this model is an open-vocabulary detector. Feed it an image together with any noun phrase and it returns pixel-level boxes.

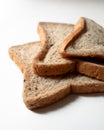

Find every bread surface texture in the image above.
[76,58,104,81]
[33,22,75,76]
[9,42,104,109]
[9,42,71,109]
[59,17,104,58]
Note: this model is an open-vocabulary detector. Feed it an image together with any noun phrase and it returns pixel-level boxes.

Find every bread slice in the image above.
[8,42,104,109]
[76,58,104,81]
[8,41,71,109]
[59,17,104,58]
[32,22,75,76]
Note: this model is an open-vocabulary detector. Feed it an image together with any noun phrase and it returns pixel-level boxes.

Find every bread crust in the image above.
[32,22,75,76]
[76,60,104,81]
[58,17,85,57]
[33,45,75,76]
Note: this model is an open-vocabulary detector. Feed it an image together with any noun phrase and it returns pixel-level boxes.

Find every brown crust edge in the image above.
[58,17,85,57]
[8,45,26,74]
[32,22,75,76]
[33,54,75,76]
[76,60,104,81]
[37,22,47,45]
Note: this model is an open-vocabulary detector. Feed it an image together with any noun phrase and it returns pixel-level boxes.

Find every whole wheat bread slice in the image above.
[9,42,104,109]
[32,22,75,76]
[76,58,104,81]
[59,17,104,58]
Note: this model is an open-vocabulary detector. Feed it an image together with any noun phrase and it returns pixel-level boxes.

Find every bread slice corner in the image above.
[58,17,85,57]
[32,22,75,76]
[58,17,104,58]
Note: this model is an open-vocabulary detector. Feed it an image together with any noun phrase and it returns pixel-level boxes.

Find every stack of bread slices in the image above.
[9,17,104,110]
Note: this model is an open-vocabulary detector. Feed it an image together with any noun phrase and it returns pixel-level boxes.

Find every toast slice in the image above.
[59,17,104,58]
[76,58,104,81]
[32,22,75,76]
[9,42,104,109]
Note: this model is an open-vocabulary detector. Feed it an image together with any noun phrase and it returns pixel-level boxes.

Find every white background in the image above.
[0,0,104,130]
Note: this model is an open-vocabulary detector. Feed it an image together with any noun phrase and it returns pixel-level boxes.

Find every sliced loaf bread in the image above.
[59,17,104,58]
[32,22,75,76]
[76,58,104,81]
[9,42,104,109]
